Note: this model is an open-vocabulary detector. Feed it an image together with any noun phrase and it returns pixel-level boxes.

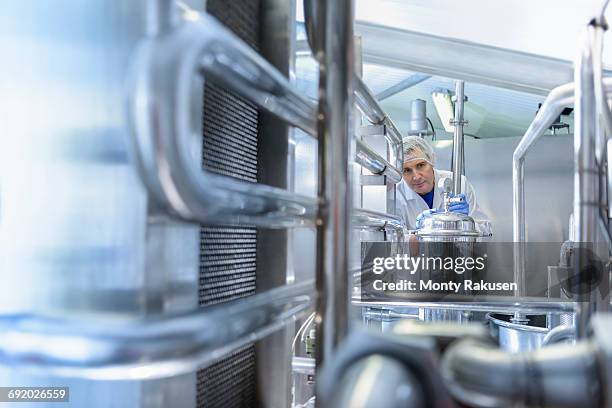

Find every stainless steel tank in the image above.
[487,313,550,352]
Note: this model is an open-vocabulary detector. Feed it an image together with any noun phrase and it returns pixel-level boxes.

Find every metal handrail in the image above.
[0,281,315,380]
[353,208,405,232]
[355,139,402,184]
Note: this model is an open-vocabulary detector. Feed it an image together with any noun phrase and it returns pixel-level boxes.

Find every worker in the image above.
[396,136,492,235]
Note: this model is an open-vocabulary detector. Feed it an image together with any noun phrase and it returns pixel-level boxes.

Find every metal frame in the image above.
[513,14,612,336]
[0,0,412,387]
[313,0,354,364]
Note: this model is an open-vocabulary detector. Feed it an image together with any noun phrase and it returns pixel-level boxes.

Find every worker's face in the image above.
[403,158,435,194]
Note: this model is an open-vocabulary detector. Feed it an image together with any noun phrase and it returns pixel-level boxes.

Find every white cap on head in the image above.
[402,136,436,166]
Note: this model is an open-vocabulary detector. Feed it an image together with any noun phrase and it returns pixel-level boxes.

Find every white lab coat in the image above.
[395,169,493,236]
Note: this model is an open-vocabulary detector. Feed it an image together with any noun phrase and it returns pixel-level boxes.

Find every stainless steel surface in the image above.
[574,21,603,338]
[512,82,575,301]
[196,13,317,135]
[354,76,403,168]
[377,74,431,101]
[314,0,354,366]
[292,356,315,375]
[442,334,599,408]
[608,139,612,219]
[362,308,419,322]
[407,99,429,136]
[355,21,612,95]
[355,139,402,184]
[592,25,612,163]
[0,281,315,380]
[513,75,612,322]
[129,9,322,229]
[542,325,575,346]
[416,212,479,240]
[452,80,466,195]
[0,1,198,407]
[487,313,549,352]
[353,208,405,233]
[256,1,298,406]
[354,300,577,314]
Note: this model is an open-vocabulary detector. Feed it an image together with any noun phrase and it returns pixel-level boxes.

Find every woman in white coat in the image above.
[396,136,492,236]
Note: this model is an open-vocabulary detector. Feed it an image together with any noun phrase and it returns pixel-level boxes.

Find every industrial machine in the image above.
[1,1,612,407]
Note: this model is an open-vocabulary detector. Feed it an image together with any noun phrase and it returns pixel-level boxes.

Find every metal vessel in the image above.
[487,312,549,352]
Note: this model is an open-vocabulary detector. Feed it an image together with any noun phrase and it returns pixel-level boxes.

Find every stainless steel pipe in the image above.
[0,281,315,380]
[353,300,577,314]
[355,139,402,184]
[292,356,315,375]
[354,76,404,168]
[441,337,599,408]
[512,78,612,315]
[452,80,466,195]
[314,0,354,366]
[353,208,405,232]
[129,10,321,228]
[574,21,604,338]
[194,13,317,135]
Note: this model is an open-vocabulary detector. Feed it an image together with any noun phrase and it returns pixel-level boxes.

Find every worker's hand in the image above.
[415,209,437,229]
[449,193,469,215]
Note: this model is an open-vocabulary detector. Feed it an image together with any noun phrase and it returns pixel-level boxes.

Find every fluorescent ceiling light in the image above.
[431,89,455,133]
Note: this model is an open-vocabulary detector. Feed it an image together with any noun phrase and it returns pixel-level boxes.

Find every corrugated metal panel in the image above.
[197,0,261,407]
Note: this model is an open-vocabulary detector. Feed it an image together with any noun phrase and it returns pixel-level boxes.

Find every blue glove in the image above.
[416,209,437,229]
[448,193,469,215]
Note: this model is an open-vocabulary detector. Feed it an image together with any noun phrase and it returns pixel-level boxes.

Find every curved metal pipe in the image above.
[512,78,612,304]
[326,355,426,408]
[353,208,405,233]
[592,25,612,163]
[128,12,320,228]
[441,337,601,408]
[355,139,402,184]
[542,325,575,346]
[0,281,315,380]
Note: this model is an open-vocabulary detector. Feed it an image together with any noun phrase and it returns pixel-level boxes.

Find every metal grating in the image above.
[197,0,261,407]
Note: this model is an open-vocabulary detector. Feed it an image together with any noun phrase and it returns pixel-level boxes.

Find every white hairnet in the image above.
[402,136,436,165]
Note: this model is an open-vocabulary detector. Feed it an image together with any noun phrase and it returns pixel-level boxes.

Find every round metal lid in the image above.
[415,211,479,237]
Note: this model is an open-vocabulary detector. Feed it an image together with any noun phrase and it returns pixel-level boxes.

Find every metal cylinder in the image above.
[574,24,602,338]
[314,0,354,365]
[452,81,465,195]
[408,99,428,135]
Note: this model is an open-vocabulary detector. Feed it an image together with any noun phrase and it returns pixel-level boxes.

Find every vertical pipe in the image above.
[574,24,598,338]
[512,159,526,294]
[314,0,354,365]
[452,80,465,195]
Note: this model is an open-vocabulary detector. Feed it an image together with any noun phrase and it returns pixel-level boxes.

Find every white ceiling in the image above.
[295,0,606,139]
[354,0,612,63]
